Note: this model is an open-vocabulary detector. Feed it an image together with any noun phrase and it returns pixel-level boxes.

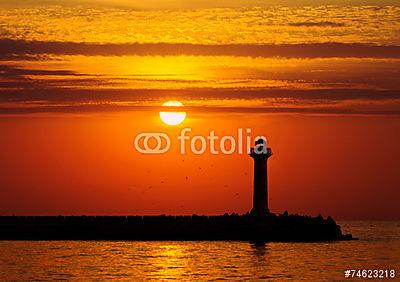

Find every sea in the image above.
[0,221,398,281]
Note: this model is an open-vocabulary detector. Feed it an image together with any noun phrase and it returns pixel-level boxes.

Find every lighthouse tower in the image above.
[249,138,272,216]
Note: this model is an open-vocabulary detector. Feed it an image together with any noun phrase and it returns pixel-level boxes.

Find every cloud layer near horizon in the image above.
[1,40,400,59]
[0,53,399,115]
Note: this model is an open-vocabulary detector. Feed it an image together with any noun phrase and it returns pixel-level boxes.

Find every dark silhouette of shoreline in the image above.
[0,213,353,241]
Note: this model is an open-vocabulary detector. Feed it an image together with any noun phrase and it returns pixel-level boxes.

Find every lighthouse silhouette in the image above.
[250,138,272,216]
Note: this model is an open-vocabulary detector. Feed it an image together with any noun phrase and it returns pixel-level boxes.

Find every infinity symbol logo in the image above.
[133,133,171,154]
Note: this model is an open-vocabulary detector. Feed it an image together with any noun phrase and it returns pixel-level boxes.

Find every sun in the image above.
[159,101,187,125]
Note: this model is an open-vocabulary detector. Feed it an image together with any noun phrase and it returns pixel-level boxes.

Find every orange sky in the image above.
[0,1,399,219]
[0,111,399,219]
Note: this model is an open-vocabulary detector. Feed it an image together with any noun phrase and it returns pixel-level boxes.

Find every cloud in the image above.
[1,87,399,102]
[288,21,345,27]
[2,0,399,9]
[1,39,399,58]
[1,102,399,116]
[0,64,80,78]
[0,85,399,115]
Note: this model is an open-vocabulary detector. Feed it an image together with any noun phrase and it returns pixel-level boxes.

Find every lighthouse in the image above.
[249,138,272,216]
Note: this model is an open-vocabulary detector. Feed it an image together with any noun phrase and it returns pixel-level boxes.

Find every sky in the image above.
[0,0,399,219]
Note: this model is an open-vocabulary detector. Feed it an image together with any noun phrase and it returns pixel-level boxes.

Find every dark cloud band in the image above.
[1,39,400,58]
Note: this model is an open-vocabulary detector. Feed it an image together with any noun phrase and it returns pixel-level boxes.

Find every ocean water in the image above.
[0,221,398,281]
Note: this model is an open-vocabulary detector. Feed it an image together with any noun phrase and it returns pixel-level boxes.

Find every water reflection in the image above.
[250,241,269,263]
[0,223,399,280]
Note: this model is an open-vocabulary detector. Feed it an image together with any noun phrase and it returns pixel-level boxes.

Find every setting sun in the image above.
[159,101,187,125]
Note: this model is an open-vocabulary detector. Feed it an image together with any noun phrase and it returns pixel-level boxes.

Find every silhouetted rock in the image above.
[0,213,354,241]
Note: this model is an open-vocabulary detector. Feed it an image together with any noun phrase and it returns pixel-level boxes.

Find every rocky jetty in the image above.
[0,212,353,241]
